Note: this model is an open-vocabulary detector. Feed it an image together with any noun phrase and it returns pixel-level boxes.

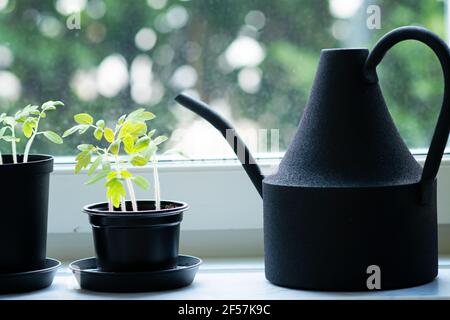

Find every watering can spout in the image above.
[174,93,264,198]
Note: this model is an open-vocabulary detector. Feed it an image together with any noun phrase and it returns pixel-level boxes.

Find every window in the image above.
[1,1,449,258]
[0,0,446,161]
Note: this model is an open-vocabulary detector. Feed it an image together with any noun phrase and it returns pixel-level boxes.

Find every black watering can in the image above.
[175,26,450,291]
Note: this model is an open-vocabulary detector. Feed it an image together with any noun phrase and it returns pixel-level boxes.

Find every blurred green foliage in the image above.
[0,0,445,157]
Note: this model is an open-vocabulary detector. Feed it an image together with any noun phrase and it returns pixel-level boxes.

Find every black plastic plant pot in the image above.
[0,155,53,273]
[84,200,188,272]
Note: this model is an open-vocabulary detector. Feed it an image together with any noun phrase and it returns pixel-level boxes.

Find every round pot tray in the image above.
[70,255,202,293]
[0,258,61,294]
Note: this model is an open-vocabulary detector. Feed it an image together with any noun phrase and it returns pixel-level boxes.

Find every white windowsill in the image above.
[46,154,450,259]
[4,256,450,300]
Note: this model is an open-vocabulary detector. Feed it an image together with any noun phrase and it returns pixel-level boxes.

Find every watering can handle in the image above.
[365,26,450,192]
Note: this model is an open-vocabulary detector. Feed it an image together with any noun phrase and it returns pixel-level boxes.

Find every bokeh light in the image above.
[238,67,262,94]
[55,0,87,16]
[224,36,266,69]
[0,71,21,101]
[329,0,362,19]
[135,28,158,51]
[97,54,129,98]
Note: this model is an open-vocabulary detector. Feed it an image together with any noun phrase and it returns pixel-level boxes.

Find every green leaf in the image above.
[22,120,34,138]
[42,101,64,111]
[14,109,23,120]
[105,177,124,189]
[105,178,126,208]
[41,106,55,112]
[1,135,17,142]
[79,125,90,134]
[43,131,63,144]
[153,135,168,145]
[74,113,94,125]
[118,114,127,125]
[110,196,120,209]
[130,155,148,166]
[127,108,145,121]
[133,176,149,189]
[24,105,39,113]
[3,116,15,127]
[77,144,94,152]
[85,169,109,185]
[96,120,105,128]
[141,111,156,121]
[94,128,103,141]
[134,136,150,152]
[147,129,156,138]
[63,124,90,137]
[87,156,102,176]
[119,120,147,139]
[104,127,115,143]
[127,109,155,122]
[123,134,135,154]
[2,136,19,142]
[16,105,39,122]
[110,140,120,155]
[75,151,91,174]
[120,170,133,179]
[63,126,79,138]
[107,171,118,180]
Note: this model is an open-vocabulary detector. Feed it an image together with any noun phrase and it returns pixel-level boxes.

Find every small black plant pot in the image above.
[84,200,188,272]
[0,155,53,273]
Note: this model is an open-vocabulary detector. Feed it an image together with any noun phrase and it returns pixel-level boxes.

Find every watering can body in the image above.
[175,26,450,291]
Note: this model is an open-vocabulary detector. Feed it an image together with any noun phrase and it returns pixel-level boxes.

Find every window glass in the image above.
[0,0,445,160]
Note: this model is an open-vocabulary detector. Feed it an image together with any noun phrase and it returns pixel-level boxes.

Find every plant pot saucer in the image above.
[70,255,202,293]
[0,258,61,294]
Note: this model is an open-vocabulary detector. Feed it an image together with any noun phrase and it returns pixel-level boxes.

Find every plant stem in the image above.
[0,151,3,165]
[108,198,113,212]
[120,196,126,212]
[126,178,138,212]
[23,135,35,163]
[24,114,41,163]
[153,159,161,211]
[11,128,17,164]
[114,155,127,212]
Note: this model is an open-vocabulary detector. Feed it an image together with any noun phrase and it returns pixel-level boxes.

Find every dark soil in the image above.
[163,203,179,210]
[89,201,185,213]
